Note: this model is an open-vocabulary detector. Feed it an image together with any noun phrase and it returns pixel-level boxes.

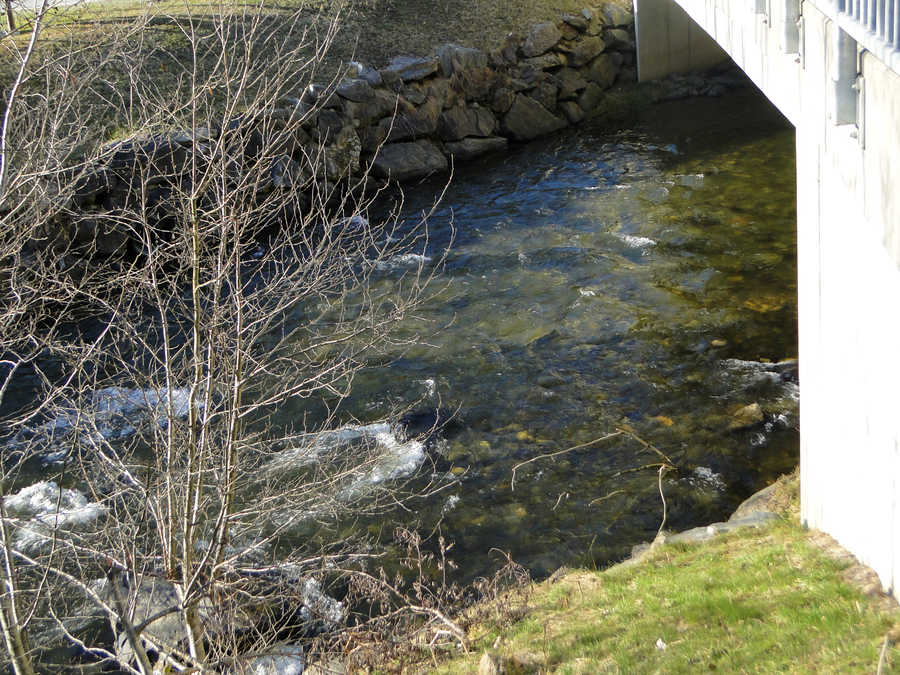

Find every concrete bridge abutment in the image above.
[635,0,900,598]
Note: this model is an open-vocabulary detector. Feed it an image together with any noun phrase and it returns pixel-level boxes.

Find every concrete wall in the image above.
[633,0,729,81]
[635,0,900,596]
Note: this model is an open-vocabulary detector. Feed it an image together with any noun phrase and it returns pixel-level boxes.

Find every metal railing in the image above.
[824,0,900,73]
[837,1,899,50]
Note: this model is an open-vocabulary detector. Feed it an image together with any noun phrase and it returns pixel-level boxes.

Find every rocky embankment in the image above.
[37,3,639,258]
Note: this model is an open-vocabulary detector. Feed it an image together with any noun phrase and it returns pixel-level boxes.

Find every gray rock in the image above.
[304,660,348,675]
[604,27,635,50]
[437,104,497,141]
[342,88,406,124]
[444,136,508,161]
[435,43,488,77]
[270,155,307,189]
[577,81,605,112]
[501,94,567,140]
[569,36,606,67]
[377,96,441,142]
[336,78,374,102]
[317,109,346,140]
[522,22,562,57]
[583,53,619,89]
[401,84,428,106]
[235,644,305,675]
[602,3,634,27]
[371,140,448,181]
[529,79,559,112]
[490,87,516,114]
[555,67,588,100]
[730,482,783,521]
[381,55,440,82]
[559,100,585,124]
[562,12,589,30]
[524,52,567,70]
[349,60,382,87]
[666,512,781,545]
[581,7,595,21]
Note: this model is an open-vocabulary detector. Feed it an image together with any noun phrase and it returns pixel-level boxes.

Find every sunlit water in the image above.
[5,88,799,585]
[288,88,800,581]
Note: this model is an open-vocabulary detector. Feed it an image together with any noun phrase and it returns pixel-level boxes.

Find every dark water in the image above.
[4,87,798,586]
[291,88,799,581]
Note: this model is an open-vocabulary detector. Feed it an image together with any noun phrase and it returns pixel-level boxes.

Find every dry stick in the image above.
[655,465,669,540]
[510,431,624,492]
[876,633,890,675]
[615,427,676,466]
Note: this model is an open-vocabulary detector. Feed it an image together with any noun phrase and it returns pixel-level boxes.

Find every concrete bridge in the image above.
[634,0,900,596]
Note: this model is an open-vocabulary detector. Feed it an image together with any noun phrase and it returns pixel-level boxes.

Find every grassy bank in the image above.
[427,474,900,674]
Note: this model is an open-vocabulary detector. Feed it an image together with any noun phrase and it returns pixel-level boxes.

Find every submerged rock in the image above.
[729,402,764,431]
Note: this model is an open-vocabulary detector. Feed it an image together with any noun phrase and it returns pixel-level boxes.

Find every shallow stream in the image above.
[299,88,801,580]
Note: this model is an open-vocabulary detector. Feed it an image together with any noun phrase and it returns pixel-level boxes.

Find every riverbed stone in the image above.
[381,55,440,82]
[583,53,619,89]
[729,402,765,430]
[444,136,508,161]
[438,104,497,141]
[371,140,448,181]
[522,22,562,57]
[501,94,567,140]
[569,35,607,67]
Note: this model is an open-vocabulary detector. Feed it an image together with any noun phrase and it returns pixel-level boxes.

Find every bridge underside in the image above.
[635,0,900,597]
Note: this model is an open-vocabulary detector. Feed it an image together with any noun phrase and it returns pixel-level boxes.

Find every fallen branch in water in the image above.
[510,431,624,492]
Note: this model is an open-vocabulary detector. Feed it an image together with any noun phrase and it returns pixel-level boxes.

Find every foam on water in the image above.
[7,386,194,461]
[374,253,432,271]
[4,481,107,551]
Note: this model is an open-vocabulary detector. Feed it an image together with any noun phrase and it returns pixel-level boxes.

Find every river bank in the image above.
[427,472,900,674]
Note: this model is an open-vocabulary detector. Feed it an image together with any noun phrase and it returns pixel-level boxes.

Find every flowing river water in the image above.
[4,87,799,588]
[288,87,801,581]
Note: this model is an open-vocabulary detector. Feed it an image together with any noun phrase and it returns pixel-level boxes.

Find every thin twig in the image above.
[510,431,623,491]
[876,633,890,675]
[655,465,669,540]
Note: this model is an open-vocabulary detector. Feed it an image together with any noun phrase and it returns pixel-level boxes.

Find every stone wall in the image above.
[40,3,635,257]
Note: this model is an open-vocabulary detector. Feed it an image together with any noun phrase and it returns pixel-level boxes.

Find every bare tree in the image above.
[0,1,447,671]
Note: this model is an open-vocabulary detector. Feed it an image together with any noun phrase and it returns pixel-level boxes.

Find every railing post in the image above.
[830,28,859,126]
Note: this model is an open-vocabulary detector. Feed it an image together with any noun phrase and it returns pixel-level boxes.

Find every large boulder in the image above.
[437,104,498,141]
[435,43,489,78]
[444,136,508,161]
[568,36,606,67]
[371,140,448,181]
[583,53,619,89]
[377,96,442,143]
[522,22,562,57]
[602,3,635,28]
[501,94,567,141]
[335,78,374,103]
[555,68,588,100]
[381,55,440,82]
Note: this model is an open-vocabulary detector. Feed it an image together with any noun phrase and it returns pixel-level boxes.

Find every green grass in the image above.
[430,477,900,674]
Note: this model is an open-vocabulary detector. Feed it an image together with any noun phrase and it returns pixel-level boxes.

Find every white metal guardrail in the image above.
[821,0,900,74]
